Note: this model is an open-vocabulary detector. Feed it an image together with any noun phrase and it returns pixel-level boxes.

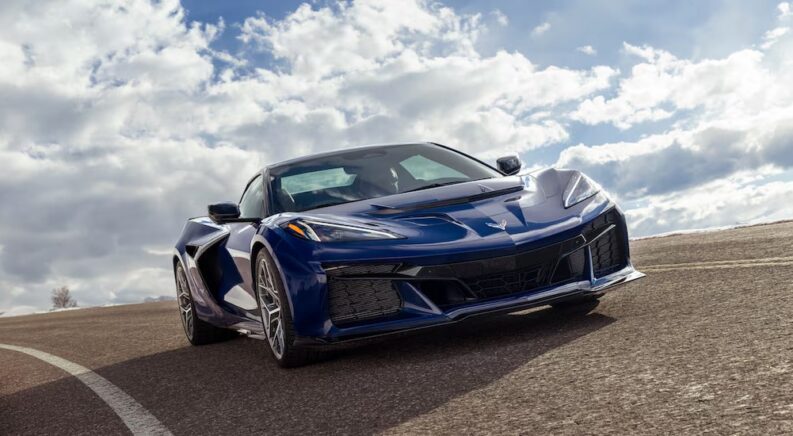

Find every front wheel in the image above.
[174,263,235,345]
[255,250,318,367]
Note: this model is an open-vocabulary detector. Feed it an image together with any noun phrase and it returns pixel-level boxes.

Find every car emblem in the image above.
[478,184,494,193]
[486,219,508,231]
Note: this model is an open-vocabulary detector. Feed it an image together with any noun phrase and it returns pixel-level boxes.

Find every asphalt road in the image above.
[2,221,793,435]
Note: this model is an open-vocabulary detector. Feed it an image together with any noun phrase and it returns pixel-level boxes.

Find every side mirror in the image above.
[496,155,522,175]
[208,202,240,223]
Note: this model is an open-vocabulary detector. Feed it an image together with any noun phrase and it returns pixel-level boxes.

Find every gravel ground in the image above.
[1,221,792,435]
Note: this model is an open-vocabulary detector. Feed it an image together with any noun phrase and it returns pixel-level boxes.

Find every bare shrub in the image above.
[51,286,78,309]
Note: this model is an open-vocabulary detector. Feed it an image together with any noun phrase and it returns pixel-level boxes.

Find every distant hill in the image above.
[144,295,176,303]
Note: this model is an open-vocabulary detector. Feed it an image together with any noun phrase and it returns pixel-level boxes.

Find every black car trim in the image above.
[366,185,525,216]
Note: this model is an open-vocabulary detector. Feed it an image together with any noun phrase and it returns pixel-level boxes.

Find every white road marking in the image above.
[0,344,173,436]
[643,256,793,272]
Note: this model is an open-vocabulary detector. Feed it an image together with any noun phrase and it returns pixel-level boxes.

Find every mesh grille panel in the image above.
[585,209,628,277]
[327,279,402,324]
[463,264,550,298]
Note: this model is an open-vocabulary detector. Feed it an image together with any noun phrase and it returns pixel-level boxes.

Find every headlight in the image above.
[563,172,601,208]
[283,219,405,242]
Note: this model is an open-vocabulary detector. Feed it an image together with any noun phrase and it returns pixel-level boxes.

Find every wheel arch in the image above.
[250,234,296,318]
[250,241,266,289]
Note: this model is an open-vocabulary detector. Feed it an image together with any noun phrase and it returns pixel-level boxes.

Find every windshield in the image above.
[269,143,502,213]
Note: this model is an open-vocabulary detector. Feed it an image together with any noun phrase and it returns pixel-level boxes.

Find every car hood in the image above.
[273,168,612,257]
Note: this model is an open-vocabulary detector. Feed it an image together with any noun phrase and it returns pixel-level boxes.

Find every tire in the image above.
[254,249,319,368]
[175,263,235,345]
[550,294,601,313]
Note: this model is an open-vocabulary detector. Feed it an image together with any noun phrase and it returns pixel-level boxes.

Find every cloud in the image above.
[238,1,454,79]
[560,22,793,236]
[230,1,615,158]
[779,2,792,19]
[626,175,793,237]
[557,120,793,200]
[576,45,597,56]
[491,10,509,27]
[569,42,783,130]
[531,22,551,36]
[761,26,790,49]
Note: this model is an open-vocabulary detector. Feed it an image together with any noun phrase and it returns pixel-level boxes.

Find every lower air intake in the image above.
[463,264,550,299]
[327,279,402,325]
[586,209,629,277]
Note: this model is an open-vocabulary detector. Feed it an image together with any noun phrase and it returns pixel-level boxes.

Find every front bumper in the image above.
[295,264,643,346]
[290,207,644,345]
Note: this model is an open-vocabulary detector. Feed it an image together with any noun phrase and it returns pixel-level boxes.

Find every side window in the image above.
[399,154,467,181]
[239,175,265,219]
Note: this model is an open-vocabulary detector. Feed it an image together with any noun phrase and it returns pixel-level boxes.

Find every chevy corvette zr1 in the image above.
[173,142,643,367]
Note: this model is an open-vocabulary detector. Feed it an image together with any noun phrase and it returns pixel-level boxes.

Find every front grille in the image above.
[463,264,551,298]
[418,236,587,301]
[585,209,628,277]
[327,278,402,325]
[551,247,587,284]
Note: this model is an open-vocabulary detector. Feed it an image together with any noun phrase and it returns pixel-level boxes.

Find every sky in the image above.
[2,0,793,315]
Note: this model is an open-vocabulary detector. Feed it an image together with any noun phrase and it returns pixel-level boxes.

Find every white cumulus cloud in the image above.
[531,21,551,36]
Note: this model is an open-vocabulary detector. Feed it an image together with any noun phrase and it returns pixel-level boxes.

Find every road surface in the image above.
[2,221,793,435]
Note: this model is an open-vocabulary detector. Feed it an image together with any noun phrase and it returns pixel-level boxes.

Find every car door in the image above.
[222,174,265,318]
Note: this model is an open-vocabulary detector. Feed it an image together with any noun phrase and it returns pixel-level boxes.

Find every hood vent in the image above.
[368,185,524,216]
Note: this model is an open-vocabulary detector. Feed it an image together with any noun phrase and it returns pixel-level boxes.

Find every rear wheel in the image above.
[255,249,318,367]
[175,263,234,345]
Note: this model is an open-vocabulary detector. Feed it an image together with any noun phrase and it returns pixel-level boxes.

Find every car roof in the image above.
[264,142,438,171]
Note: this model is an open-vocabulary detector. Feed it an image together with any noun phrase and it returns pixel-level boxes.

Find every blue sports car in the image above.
[173,142,644,367]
